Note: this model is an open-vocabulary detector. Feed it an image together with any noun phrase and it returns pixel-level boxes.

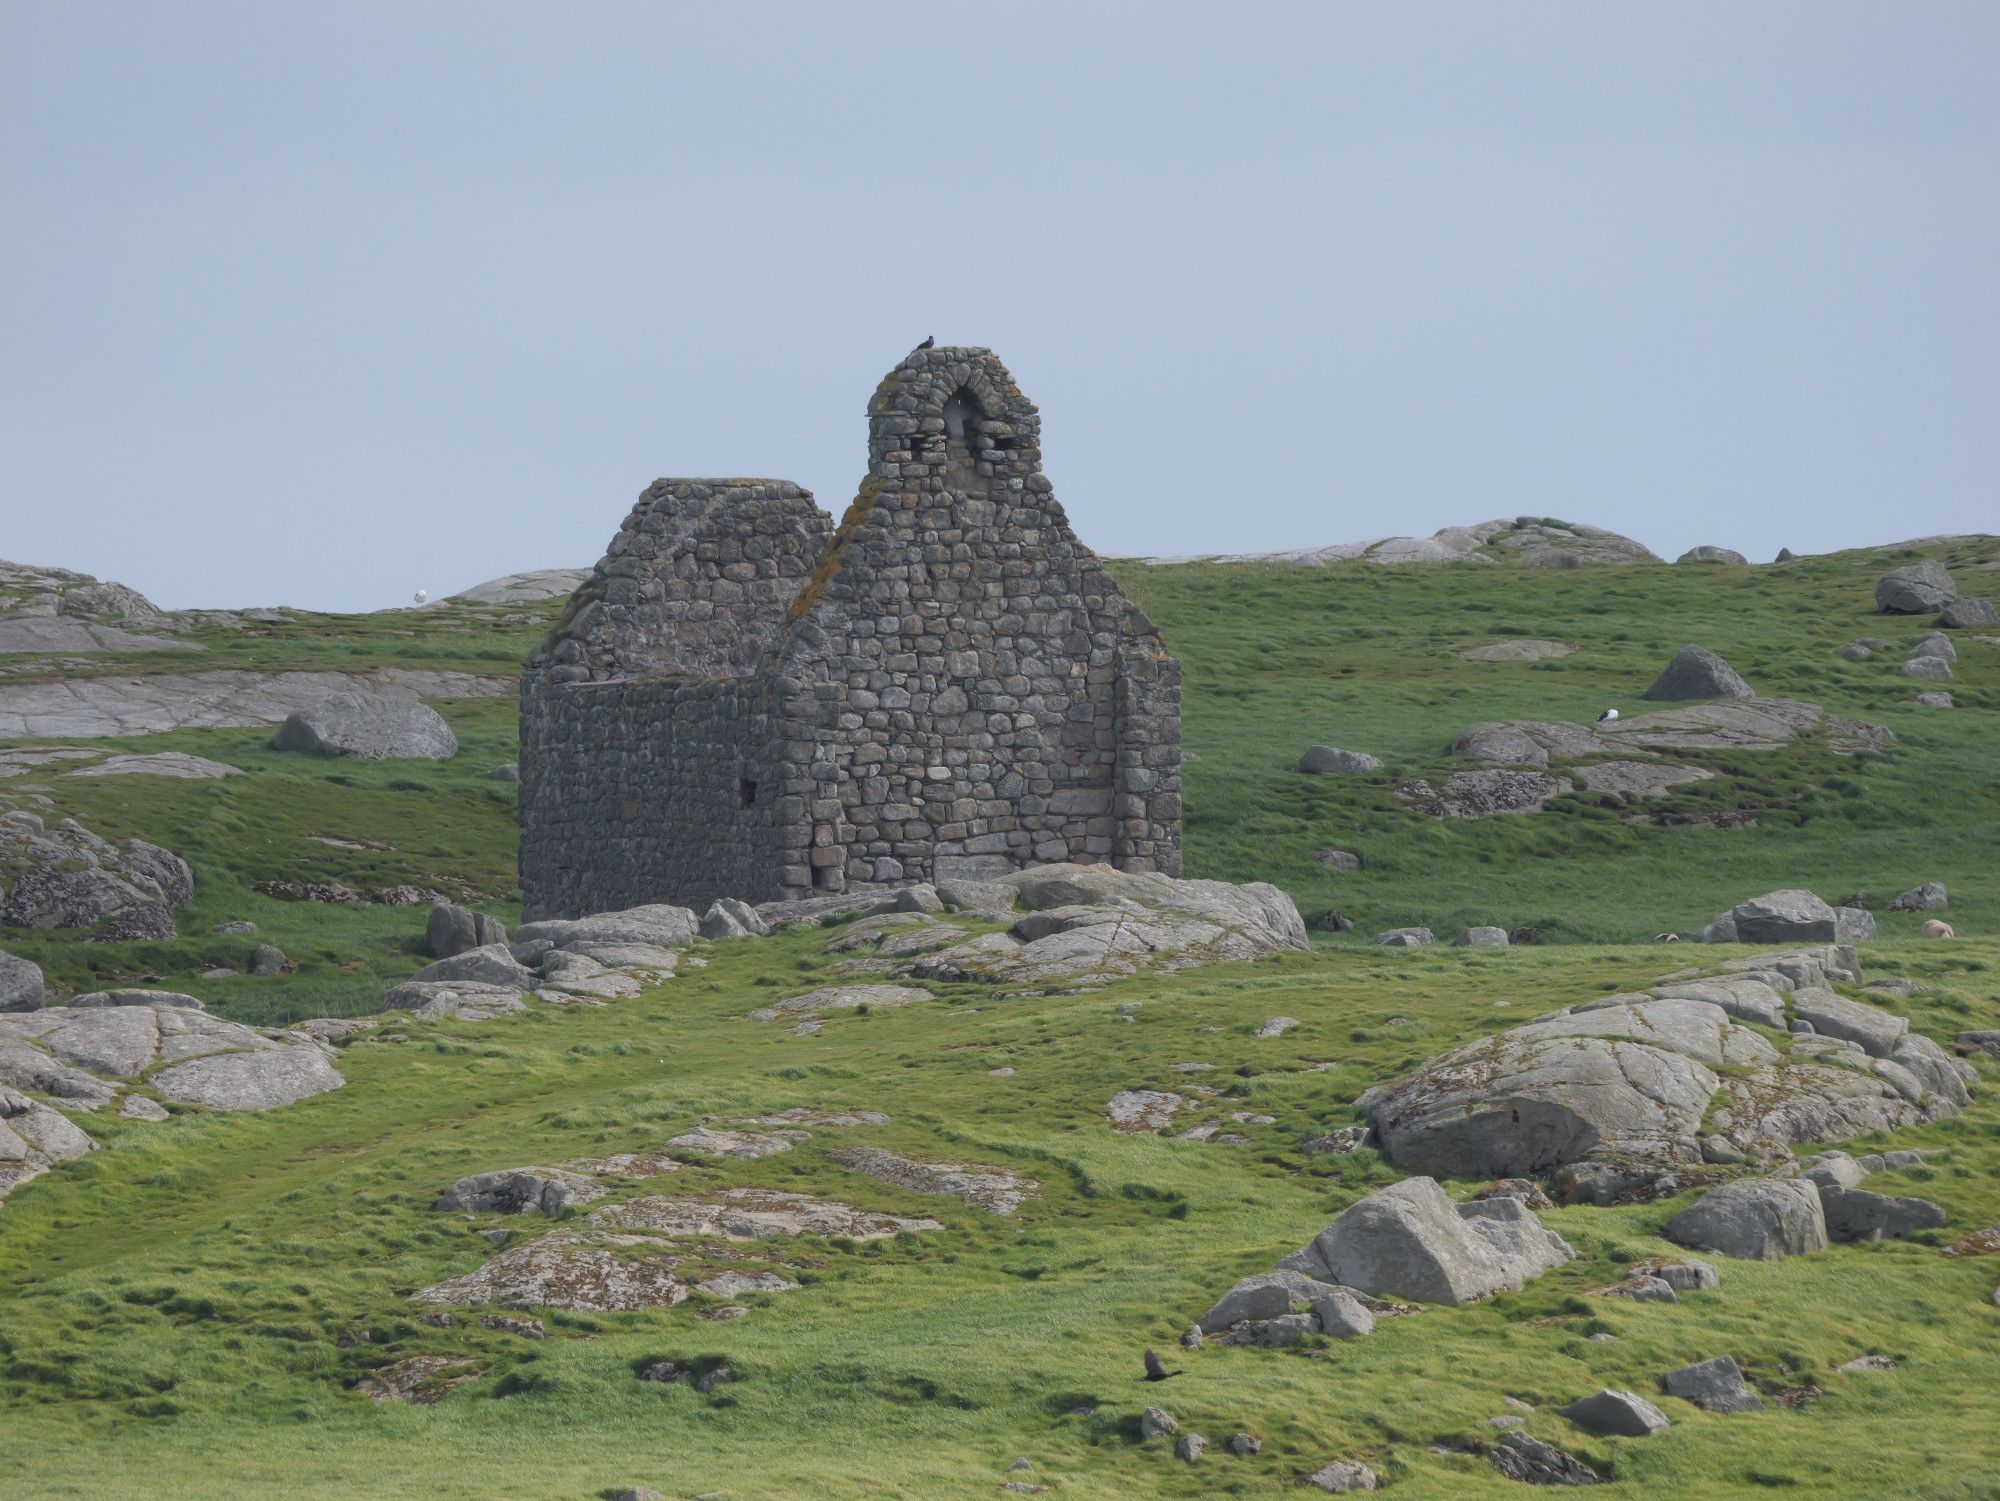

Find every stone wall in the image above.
[518,348,1182,915]
[518,480,829,919]
[519,675,777,918]
[757,347,1181,896]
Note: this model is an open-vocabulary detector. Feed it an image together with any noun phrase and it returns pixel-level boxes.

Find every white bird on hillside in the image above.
[1596,708,1619,723]
[413,589,429,606]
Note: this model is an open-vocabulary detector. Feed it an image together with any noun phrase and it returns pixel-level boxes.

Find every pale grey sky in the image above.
[4,2,1995,611]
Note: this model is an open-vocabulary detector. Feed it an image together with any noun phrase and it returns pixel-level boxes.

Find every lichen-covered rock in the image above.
[1876,559,1957,614]
[586,1188,940,1241]
[1491,1432,1599,1485]
[1304,1458,1380,1492]
[1887,882,1948,912]
[1818,1185,1946,1243]
[0,815,193,939]
[435,1168,607,1216]
[1677,546,1747,565]
[1277,1176,1574,1306]
[1899,656,1953,681]
[1398,769,1572,818]
[412,1231,691,1311]
[1642,645,1754,702]
[827,1146,1036,1215]
[271,689,457,759]
[1666,1178,1828,1260]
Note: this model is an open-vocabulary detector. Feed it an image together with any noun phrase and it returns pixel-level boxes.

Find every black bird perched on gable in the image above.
[1142,1349,1181,1382]
[915,334,935,350]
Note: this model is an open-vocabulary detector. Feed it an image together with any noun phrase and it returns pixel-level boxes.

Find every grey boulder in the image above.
[1834,906,1876,943]
[1374,927,1435,948]
[1558,1389,1670,1437]
[1458,926,1509,947]
[1196,1269,1340,1333]
[1299,746,1382,775]
[1,1085,96,1203]
[1818,1185,1946,1243]
[1642,645,1753,702]
[1279,1176,1574,1306]
[1898,656,1952,681]
[1909,631,1956,662]
[270,690,458,760]
[1887,882,1947,912]
[1665,1178,1828,1260]
[1938,596,1997,628]
[1304,1459,1379,1492]
[1876,559,1957,614]
[1661,1355,1761,1413]
[699,897,769,939]
[1491,1432,1599,1485]
[1676,546,1747,565]
[1716,890,1838,945]
[434,1168,607,1216]
[0,951,45,1012]
[1788,988,1906,1056]
[426,902,507,959]
[410,944,539,991]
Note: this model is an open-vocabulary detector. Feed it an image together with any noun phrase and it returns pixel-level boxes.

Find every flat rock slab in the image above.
[444,568,589,605]
[1107,1089,1190,1132]
[587,1188,941,1240]
[355,1355,483,1404]
[513,904,698,952]
[0,617,196,654]
[0,1002,343,1112]
[0,668,508,739]
[665,1126,807,1160]
[412,1231,692,1311]
[60,752,240,779]
[435,1168,608,1215]
[381,981,530,1021]
[745,984,932,1023]
[828,1145,1037,1215]
[1458,639,1577,662]
[0,1085,96,1204]
[1571,761,1715,796]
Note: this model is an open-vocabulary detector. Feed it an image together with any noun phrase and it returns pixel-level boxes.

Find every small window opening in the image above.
[738,777,758,808]
[811,862,834,890]
[943,388,977,442]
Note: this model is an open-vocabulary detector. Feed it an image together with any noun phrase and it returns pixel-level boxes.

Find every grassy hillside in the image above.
[2,541,1997,1498]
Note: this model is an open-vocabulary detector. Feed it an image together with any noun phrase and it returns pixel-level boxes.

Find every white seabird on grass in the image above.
[1596,708,1619,723]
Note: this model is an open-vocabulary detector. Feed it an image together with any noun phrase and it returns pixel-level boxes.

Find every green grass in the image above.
[3,542,1998,1497]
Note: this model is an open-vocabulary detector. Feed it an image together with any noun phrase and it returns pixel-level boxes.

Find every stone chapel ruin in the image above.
[518,346,1182,919]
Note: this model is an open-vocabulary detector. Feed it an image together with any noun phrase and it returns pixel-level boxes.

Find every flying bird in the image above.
[1595,708,1619,723]
[915,334,935,350]
[1142,1348,1181,1382]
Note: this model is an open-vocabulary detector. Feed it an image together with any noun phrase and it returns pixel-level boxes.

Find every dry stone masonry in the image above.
[521,348,1181,917]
